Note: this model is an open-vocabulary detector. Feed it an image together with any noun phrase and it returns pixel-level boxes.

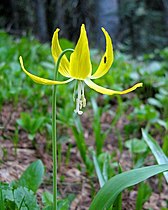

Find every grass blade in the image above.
[92,151,105,188]
[18,159,44,192]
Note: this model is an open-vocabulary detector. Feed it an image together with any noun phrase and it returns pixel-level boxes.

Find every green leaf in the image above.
[14,186,39,210]
[0,182,14,203]
[142,129,168,183]
[156,119,167,129]
[2,189,14,202]
[89,164,168,210]
[28,133,35,141]
[0,182,5,210]
[32,116,45,133]
[147,98,163,108]
[18,160,44,192]
[43,206,53,210]
[112,192,122,210]
[43,197,72,210]
[112,165,123,210]
[163,136,168,156]
[16,113,31,132]
[42,191,53,206]
[125,138,148,153]
[135,182,152,210]
[57,199,70,210]
[92,151,105,187]
[16,113,45,135]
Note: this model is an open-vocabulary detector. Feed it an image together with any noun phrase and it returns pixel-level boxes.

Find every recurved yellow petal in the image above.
[69,24,92,80]
[52,29,70,77]
[90,28,113,79]
[85,78,143,95]
[19,56,73,85]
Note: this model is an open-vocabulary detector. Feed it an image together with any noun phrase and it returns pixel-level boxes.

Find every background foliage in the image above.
[0,0,168,55]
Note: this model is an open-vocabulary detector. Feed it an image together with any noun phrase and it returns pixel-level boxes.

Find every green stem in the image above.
[52,48,74,210]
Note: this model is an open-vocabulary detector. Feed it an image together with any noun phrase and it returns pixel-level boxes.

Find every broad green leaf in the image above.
[112,192,122,210]
[18,160,44,192]
[112,164,123,210]
[14,186,39,210]
[125,138,148,153]
[89,164,168,210]
[142,129,168,182]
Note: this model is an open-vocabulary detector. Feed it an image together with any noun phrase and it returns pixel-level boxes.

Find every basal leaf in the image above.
[18,160,44,192]
[89,164,168,210]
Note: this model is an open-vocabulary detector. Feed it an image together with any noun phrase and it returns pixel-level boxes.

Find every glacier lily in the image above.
[19,24,142,115]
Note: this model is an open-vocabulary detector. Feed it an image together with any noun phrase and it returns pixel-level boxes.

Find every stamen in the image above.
[73,80,78,102]
[74,81,83,115]
[81,82,86,107]
[74,98,83,115]
[74,81,86,115]
[79,100,83,109]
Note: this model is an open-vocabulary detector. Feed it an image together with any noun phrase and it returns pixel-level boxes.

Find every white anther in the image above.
[79,100,83,109]
[78,110,83,115]
[81,95,86,107]
[74,81,86,115]
[81,82,86,107]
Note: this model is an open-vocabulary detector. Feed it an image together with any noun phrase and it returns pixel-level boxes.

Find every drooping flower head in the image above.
[19,24,142,114]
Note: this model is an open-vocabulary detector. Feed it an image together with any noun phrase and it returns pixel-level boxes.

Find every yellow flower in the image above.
[19,24,143,115]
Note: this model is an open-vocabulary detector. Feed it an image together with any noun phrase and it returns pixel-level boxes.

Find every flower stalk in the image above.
[52,49,74,210]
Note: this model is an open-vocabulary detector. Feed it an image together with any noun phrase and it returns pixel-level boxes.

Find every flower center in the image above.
[74,81,86,115]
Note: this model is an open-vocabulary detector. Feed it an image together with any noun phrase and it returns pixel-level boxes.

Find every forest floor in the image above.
[0,102,168,210]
